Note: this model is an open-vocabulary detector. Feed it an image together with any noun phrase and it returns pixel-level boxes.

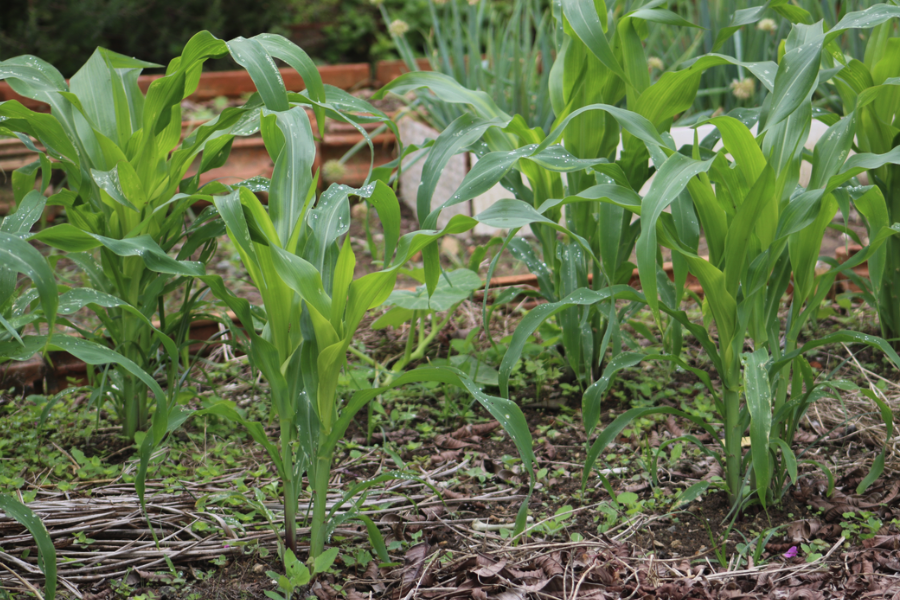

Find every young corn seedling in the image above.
[376,0,776,384]
[191,38,539,561]
[499,10,900,511]
[0,33,266,438]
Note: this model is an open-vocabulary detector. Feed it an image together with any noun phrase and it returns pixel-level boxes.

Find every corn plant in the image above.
[499,9,900,510]
[183,38,540,560]
[824,17,900,348]
[0,33,282,438]
[0,188,178,518]
[376,0,777,385]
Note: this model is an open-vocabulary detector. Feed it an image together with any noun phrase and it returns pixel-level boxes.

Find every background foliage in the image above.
[0,0,291,76]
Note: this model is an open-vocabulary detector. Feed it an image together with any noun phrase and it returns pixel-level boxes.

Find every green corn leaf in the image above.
[28,226,204,277]
[771,330,900,374]
[828,146,900,191]
[1,190,46,235]
[809,115,855,190]
[629,8,701,28]
[583,406,720,492]
[266,106,316,247]
[789,193,837,303]
[0,232,58,343]
[475,199,599,267]
[508,238,556,301]
[636,152,715,328]
[56,288,179,362]
[344,270,398,335]
[498,285,644,397]
[323,366,535,483]
[427,145,538,228]
[765,25,824,129]
[771,438,798,485]
[0,494,56,599]
[742,348,773,509]
[356,515,391,565]
[0,101,81,164]
[373,71,509,121]
[828,5,900,42]
[857,452,885,495]
[560,0,627,83]
[722,166,777,296]
[227,37,289,112]
[304,184,352,274]
[582,351,715,435]
[710,116,766,194]
[355,180,401,264]
[773,190,826,242]
[418,113,506,224]
[546,103,666,157]
[714,3,773,51]
[526,145,609,172]
[0,55,68,97]
[538,184,643,215]
[677,481,712,506]
[856,393,893,494]
[254,33,326,136]
[330,236,355,332]
[384,268,483,312]
[371,306,416,330]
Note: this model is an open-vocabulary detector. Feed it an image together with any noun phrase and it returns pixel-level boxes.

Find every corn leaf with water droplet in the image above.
[373,71,510,122]
[417,113,506,225]
[764,25,824,130]
[27,226,205,277]
[636,152,715,329]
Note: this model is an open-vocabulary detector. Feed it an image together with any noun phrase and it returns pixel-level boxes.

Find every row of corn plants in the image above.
[375,0,900,513]
[0,28,554,597]
[2,0,900,596]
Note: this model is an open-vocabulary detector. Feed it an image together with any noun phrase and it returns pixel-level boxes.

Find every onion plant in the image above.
[380,0,556,132]
[641,0,882,114]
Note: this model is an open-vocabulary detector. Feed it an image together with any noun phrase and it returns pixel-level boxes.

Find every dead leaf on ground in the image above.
[435,434,474,449]
[401,542,431,592]
[451,421,501,439]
